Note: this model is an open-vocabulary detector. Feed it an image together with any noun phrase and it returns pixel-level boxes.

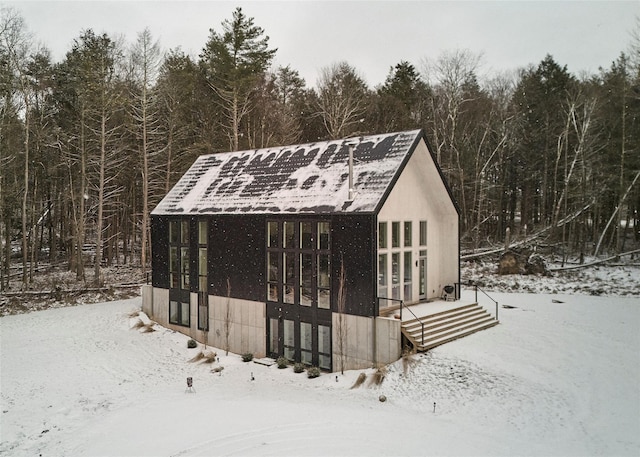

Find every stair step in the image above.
[417,320,499,351]
[402,304,477,326]
[420,315,496,343]
[405,311,492,335]
[404,309,486,333]
[399,302,498,351]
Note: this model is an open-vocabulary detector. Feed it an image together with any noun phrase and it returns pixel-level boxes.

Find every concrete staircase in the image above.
[401,303,498,351]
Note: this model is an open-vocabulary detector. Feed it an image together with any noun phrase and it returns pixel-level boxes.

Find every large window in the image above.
[266,219,333,369]
[169,219,191,327]
[378,219,418,303]
[197,220,208,331]
[169,220,190,291]
[170,300,190,327]
[267,220,331,310]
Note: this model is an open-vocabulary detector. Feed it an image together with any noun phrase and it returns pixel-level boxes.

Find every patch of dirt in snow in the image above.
[463,259,640,296]
[377,352,573,441]
[0,265,143,316]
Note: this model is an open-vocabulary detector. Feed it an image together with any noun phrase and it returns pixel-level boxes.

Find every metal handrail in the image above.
[377,297,425,346]
[470,283,499,322]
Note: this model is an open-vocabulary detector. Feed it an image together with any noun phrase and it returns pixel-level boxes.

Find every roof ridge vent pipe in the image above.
[348,145,354,201]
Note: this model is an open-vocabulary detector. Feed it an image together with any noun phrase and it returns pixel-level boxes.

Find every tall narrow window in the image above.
[392,222,400,248]
[419,249,427,298]
[378,222,387,249]
[180,247,189,290]
[269,318,280,356]
[392,252,400,299]
[404,221,412,247]
[300,322,312,365]
[169,220,183,289]
[180,220,189,244]
[283,252,295,304]
[169,221,179,244]
[169,219,190,327]
[318,325,331,370]
[317,254,330,309]
[378,253,388,298]
[300,253,312,306]
[283,221,295,248]
[420,221,427,246]
[318,222,330,250]
[197,221,208,331]
[267,251,279,302]
[198,220,207,245]
[301,222,313,249]
[284,319,295,361]
[267,221,279,248]
[404,251,412,302]
[169,246,179,288]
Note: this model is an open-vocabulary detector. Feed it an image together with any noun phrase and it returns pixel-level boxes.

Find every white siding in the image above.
[377,139,459,302]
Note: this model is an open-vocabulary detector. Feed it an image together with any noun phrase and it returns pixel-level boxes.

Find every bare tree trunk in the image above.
[21,95,29,289]
[224,277,231,356]
[76,108,86,282]
[336,256,347,375]
[594,170,640,257]
[94,110,106,286]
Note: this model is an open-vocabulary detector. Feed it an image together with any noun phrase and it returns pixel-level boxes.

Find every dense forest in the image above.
[1,6,639,291]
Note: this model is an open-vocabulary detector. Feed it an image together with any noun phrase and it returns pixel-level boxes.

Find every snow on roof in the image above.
[152,130,422,215]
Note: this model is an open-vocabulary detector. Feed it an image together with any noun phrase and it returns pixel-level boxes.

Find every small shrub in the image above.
[276,356,288,369]
[187,339,197,349]
[307,366,320,379]
[293,363,305,373]
[188,352,205,363]
[241,352,254,362]
[202,350,217,363]
[369,365,387,386]
[401,352,418,375]
[351,372,367,389]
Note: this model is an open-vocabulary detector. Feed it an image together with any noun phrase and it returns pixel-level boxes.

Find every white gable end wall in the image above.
[377,139,459,302]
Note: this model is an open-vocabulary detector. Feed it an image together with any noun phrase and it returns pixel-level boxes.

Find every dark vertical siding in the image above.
[331,214,376,317]
[209,214,266,301]
[151,215,169,288]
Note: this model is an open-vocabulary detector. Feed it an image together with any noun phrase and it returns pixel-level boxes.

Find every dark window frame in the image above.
[266,218,333,369]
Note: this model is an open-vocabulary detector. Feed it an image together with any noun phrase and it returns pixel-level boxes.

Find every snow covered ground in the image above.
[1,272,639,456]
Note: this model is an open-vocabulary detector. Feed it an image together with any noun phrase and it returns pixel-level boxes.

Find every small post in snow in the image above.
[185,377,195,393]
[433,402,436,413]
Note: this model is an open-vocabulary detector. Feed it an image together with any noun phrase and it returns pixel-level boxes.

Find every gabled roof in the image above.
[152,130,425,215]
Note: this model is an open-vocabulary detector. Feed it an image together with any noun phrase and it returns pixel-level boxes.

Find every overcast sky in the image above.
[5,1,640,88]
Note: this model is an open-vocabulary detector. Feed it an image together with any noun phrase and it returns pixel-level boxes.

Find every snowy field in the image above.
[1,277,639,455]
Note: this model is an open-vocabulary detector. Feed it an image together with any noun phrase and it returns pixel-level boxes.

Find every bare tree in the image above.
[316,62,370,139]
[224,277,231,356]
[336,256,348,375]
[129,28,162,278]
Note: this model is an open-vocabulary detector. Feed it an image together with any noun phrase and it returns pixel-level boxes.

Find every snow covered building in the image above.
[142,129,460,371]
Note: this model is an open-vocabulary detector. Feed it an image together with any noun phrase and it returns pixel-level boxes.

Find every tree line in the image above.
[1,6,639,290]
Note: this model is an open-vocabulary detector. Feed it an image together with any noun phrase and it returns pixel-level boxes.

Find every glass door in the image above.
[419,250,427,300]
